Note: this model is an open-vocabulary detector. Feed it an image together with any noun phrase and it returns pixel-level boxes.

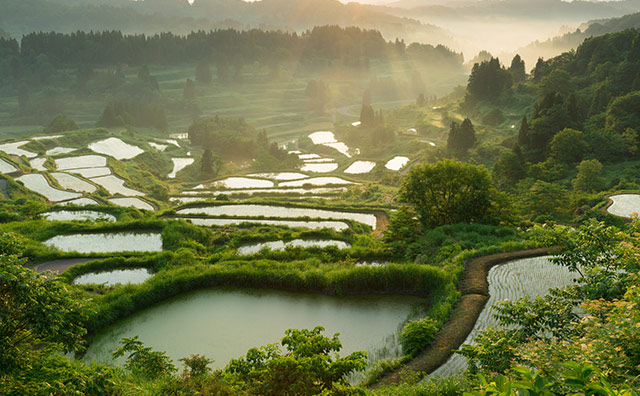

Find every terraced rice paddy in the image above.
[51,172,97,193]
[168,158,194,178]
[16,174,82,202]
[180,187,347,196]
[30,157,47,171]
[385,156,409,171]
[108,197,154,211]
[177,204,377,228]
[55,155,107,170]
[72,268,152,286]
[279,177,355,187]
[42,210,116,222]
[149,142,168,151]
[185,218,349,231]
[344,161,376,174]
[199,177,274,189]
[247,172,308,181]
[237,239,350,255]
[308,131,352,158]
[69,167,111,178]
[0,158,17,173]
[59,198,100,206]
[31,135,62,140]
[429,256,578,377]
[301,163,339,173]
[90,175,144,196]
[89,138,144,160]
[0,141,37,158]
[607,194,640,218]
[46,147,77,156]
[44,232,163,253]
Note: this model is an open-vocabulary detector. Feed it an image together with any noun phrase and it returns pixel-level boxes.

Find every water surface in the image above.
[237,239,350,255]
[344,161,376,174]
[44,232,163,253]
[84,288,426,368]
[42,210,116,222]
[89,138,144,160]
[73,268,152,286]
[607,194,640,218]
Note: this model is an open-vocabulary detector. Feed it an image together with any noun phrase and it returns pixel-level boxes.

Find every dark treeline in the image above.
[0,26,462,75]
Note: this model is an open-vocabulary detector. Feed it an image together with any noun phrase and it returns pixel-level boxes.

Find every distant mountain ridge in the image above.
[0,0,453,46]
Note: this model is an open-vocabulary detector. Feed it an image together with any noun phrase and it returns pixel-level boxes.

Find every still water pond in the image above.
[237,239,350,255]
[73,268,152,286]
[44,232,163,253]
[84,288,426,368]
[42,210,116,222]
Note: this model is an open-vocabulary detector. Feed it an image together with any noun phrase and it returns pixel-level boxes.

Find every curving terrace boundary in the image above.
[375,247,554,386]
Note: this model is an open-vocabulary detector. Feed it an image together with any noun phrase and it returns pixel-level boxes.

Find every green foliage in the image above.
[572,159,604,192]
[549,128,587,164]
[447,118,477,154]
[113,336,176,379]
[400,159,503,228]
[180,354,213,377]
[226,326,367,396]
[465,57,512,105]
[97,100,167,130]
[43,113,78,133]
[398,317,438,357]
[464,363,639,396]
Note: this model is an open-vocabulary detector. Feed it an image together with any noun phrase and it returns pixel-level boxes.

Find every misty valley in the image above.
[2,1,640,395]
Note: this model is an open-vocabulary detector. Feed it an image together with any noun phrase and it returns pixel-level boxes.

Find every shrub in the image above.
[399,317,439,357]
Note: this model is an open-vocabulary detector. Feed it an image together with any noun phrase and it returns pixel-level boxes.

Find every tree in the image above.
[360,104,375,127]
[549,128,587,164]
[399,159,500,228]
[447,118,476,154]
[517,116,529,147]
[493,151,526,188]
[201,148,218,175]
[573,159,604,192]
[183,78,196,101]
[416,93,426,107]
[466,57,512,104]
[44,114,78,133]
[509,54,526,83]
[196,59,212,84]
[226,326,367,396]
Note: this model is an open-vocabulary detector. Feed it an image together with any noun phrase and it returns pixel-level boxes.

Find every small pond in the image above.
[237,239,350,255]
[344,161,376,174]
[72,268,152,286]
[177,204,377,228]
[384,156,409,171]
[182,187,348,196]
[42,210,116,222]
[83,288,426,368]
[168,158,194,178]
[44,232,163,253]
[149,142,168,151]
[187,218,349,231]
[89,138,144,160]
[308,131,352,157]
[607,194,640,218]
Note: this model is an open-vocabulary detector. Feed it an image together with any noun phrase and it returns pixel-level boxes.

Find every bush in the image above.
[399,317,439,357]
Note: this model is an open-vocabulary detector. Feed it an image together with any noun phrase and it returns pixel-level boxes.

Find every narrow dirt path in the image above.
[31,258,99,274]
[374,247,553,386]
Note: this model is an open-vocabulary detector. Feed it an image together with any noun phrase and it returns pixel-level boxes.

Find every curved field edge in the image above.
[373,246,553,386]
[80,262,451,342]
